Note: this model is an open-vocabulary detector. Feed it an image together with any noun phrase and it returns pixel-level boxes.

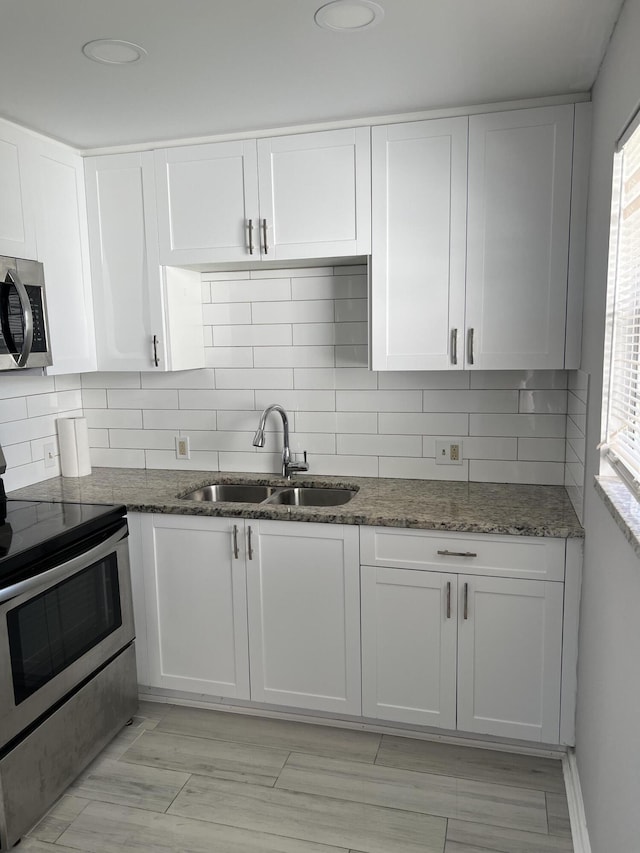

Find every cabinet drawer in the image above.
[360,527,565,581]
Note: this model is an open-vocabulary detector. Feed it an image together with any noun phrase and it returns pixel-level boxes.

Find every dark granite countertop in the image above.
[8,468,584,538]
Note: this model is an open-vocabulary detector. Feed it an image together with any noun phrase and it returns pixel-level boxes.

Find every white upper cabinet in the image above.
[371,118,468,370]
[155,140,260,265]
[371,103,580,371]
[85,152,204,372]
[33,140,97,375]
[257,127,371,260]
[154,127,370,265]
[0,119,38,260]
[465,105,574,370]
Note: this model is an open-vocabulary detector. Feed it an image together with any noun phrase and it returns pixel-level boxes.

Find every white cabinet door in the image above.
[361,566,457,728]
[370,118,467,370]
[85,152,204,371]
[155,140,260,265]
[465,105,574,370]
[257,127,371,260]
[142,514,250,699]
[0,119,37,260]
[33,140,97,374]
[457,575,563,742]
[247,520,361,715]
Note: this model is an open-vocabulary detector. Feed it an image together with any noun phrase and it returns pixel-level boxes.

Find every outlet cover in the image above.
[175,435,190,460]
[435,439,463,465]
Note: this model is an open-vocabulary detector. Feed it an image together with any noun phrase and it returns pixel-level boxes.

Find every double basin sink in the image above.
[179,482,356,507]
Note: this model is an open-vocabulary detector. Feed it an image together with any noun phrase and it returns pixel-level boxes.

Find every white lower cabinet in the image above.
[360,526,567,743]
[140,514,250,699]
[246,520,361,715]
[133,514,575,745]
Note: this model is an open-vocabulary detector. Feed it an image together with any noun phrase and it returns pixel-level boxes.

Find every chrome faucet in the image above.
[252,404,309,479]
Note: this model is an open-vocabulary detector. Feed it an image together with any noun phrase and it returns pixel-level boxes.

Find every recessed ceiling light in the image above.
[314,0,384,32]
[82,39,147,65]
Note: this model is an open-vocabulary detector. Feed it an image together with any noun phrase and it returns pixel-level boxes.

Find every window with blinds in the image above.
[603,118,640,491]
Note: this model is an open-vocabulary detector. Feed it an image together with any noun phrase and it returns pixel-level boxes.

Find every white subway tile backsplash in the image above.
[202,302,252,326]
[470,413,566,438]
[215,368,293,390]
[423,390,518,413]
[378,371,470,390]
[85,409,143,429]
[337,433,422,457]
[2,266,573,491]
[143,409,215,430]
[213,324,292,347]
[254,389,335,412]
[469,460,565,485]
[469,370,568,390]
[379,412,469,435]
[108,389,179,410]
[254,346,334,368]
[179,389,255,410]
[109,429,175,450]
[334,299,367,323]
[518,437,566,462]
[379,457,469,480]
[0,397,28,423]
[141,370,215,389]
[90,447,146,468]
[337,390,423,412]
[252,299,334,325]
[210,278,291,302]
[518,389,568,414]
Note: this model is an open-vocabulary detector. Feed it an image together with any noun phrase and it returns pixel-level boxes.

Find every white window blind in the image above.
[603,119,640,491]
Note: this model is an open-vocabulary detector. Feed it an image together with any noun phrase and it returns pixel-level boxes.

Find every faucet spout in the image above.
[252,404,308,479]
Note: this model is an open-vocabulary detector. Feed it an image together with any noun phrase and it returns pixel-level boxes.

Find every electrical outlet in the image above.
[44,442,56,468]
[435,439,463,465]
[175,435,190,460]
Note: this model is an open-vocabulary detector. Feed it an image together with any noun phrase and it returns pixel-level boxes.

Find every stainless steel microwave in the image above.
[0,256,52,371]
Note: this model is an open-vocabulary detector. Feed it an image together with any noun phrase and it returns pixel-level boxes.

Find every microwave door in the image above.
[0,270,33,368]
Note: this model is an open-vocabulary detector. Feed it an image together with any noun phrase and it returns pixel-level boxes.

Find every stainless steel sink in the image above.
[178,482,356,507]
[263,487,356,507]
[179,484,278,503]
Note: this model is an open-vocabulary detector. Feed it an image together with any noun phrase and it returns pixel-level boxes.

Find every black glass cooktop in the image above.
[0,498,126,590]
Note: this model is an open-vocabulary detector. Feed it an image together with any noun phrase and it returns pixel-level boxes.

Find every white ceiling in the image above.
[0,0,624,150]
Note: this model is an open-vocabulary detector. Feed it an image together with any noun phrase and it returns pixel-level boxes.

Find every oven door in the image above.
[0,522,134,748]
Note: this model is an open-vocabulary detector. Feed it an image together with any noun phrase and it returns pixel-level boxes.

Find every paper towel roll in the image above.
[57,417,92,478]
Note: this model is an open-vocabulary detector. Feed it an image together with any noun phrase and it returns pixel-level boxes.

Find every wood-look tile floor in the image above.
[21,702,574,853]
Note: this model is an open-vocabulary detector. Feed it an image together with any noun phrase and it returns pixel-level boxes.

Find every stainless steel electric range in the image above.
[0,455,137,849]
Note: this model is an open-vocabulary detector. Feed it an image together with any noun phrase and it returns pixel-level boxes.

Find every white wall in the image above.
[81,265,569,483]
[576,0,640,848]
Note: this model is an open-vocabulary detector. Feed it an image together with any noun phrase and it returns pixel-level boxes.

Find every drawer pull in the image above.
[247,525,253,561]
[446,581,451,619]
[463,582,469,620]
[232,524,239,559]
[437,549,477,558]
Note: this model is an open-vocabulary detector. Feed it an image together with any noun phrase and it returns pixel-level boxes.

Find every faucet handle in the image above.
[286,451,309,476]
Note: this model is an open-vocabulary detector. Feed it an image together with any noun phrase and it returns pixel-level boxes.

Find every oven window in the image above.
[7,555,122,704]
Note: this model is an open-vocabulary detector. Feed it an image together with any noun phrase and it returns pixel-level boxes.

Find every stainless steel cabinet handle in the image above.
[450,328,457,365]
[152,334,159,367]
[262,219,269,254]
[232,525,239,559]
[5,269,33,367]
[463,582,469,620]
[248,219,254,255]
[467,328,474,365]
[446,581,451,619]
[437,549,477,558]
[247,525,253,560]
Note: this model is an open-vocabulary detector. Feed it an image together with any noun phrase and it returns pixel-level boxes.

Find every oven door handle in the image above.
[0,525,127,605]
[5,269,34,368]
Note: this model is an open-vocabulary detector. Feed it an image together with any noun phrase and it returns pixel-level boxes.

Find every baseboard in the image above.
[563,749,592,853]
[138,689,565,759]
